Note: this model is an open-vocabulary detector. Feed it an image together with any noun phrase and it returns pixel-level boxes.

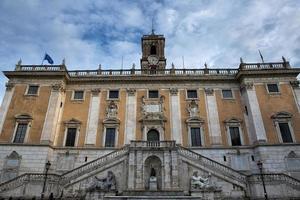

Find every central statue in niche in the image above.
[149,167,157,190]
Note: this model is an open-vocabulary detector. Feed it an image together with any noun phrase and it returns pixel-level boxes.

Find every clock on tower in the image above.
[140,32,166,73]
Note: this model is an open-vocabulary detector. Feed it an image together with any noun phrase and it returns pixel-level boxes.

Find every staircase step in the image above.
[105,196,200,200]
[121,190,185,196]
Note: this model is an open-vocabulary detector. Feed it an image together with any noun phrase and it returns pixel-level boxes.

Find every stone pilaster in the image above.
[171,150,179,188]
[0,82,15,134]
[85,89,101,146]
[135,151,144,189]
[240,82,267,143]
[204,88,222,145]
[124,88,137,144]
[169,88,182,144]
[40,83,64,144]
[163,151,172,189]
[290,81,300,112]
[127,151,135,189]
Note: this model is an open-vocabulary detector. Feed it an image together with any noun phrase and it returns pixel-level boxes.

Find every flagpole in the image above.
[41,53,45,65]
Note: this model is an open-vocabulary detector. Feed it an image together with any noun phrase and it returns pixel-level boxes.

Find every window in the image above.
[222,89,233,99]
[278,123,293,143]
[73,91,84,100]
[187,90,198,99]
[105,128,116,147]
[148,90,159,98]
[109,90,119,99]
[65,128,77,147]
[191,127,202,146]
[13,123,28,143]
[27,85,39,95]
[267,84,279,93]
[229,127,242,146]
[150,45,156,55]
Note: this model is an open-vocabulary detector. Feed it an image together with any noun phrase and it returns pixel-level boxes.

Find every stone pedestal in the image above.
[190,189,222,200]
[149,176,157,190]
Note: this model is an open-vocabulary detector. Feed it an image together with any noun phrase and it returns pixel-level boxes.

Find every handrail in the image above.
[60,145,129,182]
[248,173,300,189]
[0,173,60,192]
[176,145,247,183]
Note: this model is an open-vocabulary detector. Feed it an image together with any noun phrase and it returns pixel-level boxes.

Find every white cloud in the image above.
[0,0,300,103]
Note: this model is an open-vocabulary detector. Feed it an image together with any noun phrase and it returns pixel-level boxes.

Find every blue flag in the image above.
[44,53,54,64]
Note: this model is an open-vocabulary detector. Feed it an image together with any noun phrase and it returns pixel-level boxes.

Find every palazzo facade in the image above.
[0,33,299,199]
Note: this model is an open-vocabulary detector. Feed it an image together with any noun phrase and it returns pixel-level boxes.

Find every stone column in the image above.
[0,82,15,134]
[85,89,101,146]
[169,88,182,144]
[40,84,64,144]
[163,150,172,189]
[124,89,136,144]
[135,151,144,189]
[204,88,222,145]
[127,150,135,189]
[241,83,267,143]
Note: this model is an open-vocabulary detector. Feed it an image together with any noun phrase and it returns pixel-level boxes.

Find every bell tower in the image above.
[140,32,166,72]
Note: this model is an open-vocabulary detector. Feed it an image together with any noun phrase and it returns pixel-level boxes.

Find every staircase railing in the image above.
[176,145,247,183]
[60,145,129,183]
[248,173,300,190]
[0,146,129,193]
[0,173,60,193]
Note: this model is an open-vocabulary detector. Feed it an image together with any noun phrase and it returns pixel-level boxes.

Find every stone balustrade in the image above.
[176,145,247,183]
[11,61,291,78]
[60,145,129,183]
[130,140,176,148]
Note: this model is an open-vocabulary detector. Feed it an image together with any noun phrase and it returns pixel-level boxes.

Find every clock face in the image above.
[147,56,159,65]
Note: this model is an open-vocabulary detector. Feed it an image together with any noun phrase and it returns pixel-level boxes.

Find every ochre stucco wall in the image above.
[255,83,300,143]
[0,84,50,143]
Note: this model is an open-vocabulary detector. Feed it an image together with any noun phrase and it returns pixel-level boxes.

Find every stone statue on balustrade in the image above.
[191,171,218,190]
[87,171,116,192]
[106,101,118,118]
[187,100,199,118]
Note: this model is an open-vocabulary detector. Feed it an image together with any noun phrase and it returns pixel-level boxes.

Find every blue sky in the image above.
[0,0,300,102]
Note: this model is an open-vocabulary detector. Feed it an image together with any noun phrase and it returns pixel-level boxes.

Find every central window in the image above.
[105,128,116,147]
[65,128,77,147]
[13,123,28,143]
[191,127,202,146]
[187,90,198,99]
[148,90,159,98]
[109,90,119,99]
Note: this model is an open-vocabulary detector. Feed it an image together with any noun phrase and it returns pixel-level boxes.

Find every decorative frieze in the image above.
[51,83,64,92]
[169,88,178,95]
[290,81,300,88]
[5,82,14,91]
[126,88,136,96]
[91,88,101,96]
[204,88,214,96]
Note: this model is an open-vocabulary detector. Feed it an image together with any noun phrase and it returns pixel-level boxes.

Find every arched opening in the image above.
[150,45,156,55]
[147,129,160,141]
[144,155,162,190]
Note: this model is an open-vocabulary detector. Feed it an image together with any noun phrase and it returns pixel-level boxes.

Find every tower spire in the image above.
[151,17,155,35]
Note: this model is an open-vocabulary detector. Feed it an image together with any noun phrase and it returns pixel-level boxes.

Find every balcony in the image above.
[130,140,176,148]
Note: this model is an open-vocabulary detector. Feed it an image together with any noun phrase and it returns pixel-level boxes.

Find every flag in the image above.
[258,50,264,63]
[44,53,54,64]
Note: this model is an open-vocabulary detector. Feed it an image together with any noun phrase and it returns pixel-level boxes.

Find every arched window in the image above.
[147,129,160,141]
[150,45,156,55]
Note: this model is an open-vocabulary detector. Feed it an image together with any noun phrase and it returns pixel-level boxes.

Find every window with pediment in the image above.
[271,112,295,143]
[224,118,244,146]
[12,114,32,144]
[64,118,81,147]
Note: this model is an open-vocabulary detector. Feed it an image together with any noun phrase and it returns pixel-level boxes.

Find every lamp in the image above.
[41,161,51,200]
[257,160,268,200]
